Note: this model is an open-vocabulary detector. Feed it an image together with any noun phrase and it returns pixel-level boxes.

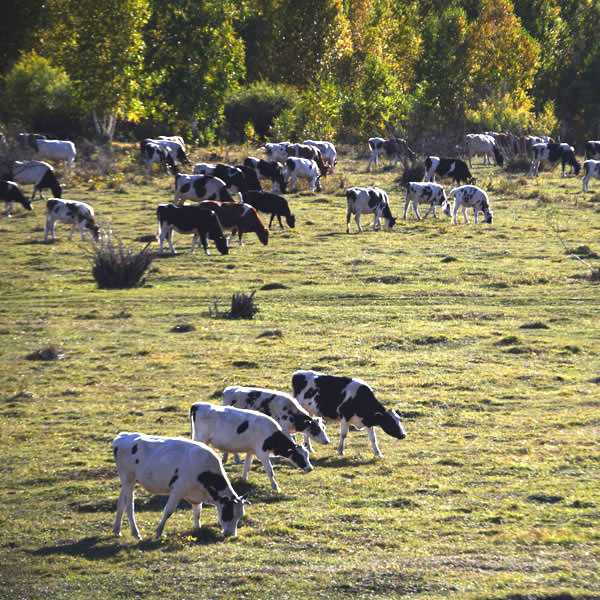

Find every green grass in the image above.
[1,144,599,599]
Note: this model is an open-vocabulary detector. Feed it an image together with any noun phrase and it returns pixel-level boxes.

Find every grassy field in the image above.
[1,143,599,600]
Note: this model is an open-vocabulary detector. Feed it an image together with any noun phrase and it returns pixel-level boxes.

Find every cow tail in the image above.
[189,406,196,439]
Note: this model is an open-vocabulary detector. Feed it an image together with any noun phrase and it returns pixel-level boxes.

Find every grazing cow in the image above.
[156,204,229,255]
[285,157,321,192]
[157,135,186,151]
[16,133,47,152]
[424,156,475,186]
[528,142,581,177]
[45,198,100,241]
[141,141,175,175]
[403,182,448,220]
[1,181,33,216]
[345,187,396,233]
[303,140,337,174]
[199,200,269,246]
[173,174,235,205]
[367,137,416,171]
[285,143,330,177]
[193,163,248,200]
[263,142,291,163]
[222,385,329,454]
[12,161,63,200]
[112,432,248,539]
[234,164,262,191]
[36,139,76,174]
[242,190,295,229]
[444,185,493,224]
[189,402,313,493]
[584,141,600,160]
[292,370,407,457]
[465,134,504,167]
[141,138,190,166]
[243,157,287,193]
[582,160,600,192]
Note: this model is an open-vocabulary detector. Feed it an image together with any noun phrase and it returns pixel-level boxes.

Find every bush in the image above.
[209,290,258,319]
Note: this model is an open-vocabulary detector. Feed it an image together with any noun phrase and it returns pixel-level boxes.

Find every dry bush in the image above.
[209,290,258,319]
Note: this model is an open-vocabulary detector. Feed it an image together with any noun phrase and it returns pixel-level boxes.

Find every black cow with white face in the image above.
[346,186,396,233]
[528,142,581,177]
[424,156,475,186]
[1,181,33,215]
[292,370,406,457]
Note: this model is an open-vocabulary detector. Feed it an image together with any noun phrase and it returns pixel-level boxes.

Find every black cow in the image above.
[235,164,262,191]
[193,163,248,200]
[244,157,287,193]
[424,156,475,186]
[1,181,33,215]
[242,190,295,229]
[140,141,175,175]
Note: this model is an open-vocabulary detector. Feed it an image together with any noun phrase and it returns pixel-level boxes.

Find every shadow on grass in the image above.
[309,454,379,469]
[31,536,123,560]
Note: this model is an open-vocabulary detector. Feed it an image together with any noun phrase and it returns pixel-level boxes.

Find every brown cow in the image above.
[199,200,269,246]
[285,143,330,177]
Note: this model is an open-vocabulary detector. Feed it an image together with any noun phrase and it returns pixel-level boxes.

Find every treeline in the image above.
[1,0,599,148]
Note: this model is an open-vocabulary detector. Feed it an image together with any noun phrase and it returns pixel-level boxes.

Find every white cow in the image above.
[12,161,63,200]
[345,187,396,232]
[112,432,248,539]
[303,140,337,173]
[582,160,600,192]
[465,134,504,167]
[284,157,321,192]
[173,174,234,205]
[403,182,448,220]
[189,402,313,493]
[36,139,76,174]
[262,142,291,163]
[44,198,100,241]
[444,185,493,224]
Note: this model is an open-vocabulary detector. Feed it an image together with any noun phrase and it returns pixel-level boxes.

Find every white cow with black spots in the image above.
[444,185,493,224]
[346,187,396,232]
[284,157,321,192]
[582,160,600,192]
[44,198,100,241]
[403,182,448,220]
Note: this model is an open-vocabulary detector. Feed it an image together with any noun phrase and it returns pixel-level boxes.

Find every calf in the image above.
[189,402,313,493]
[1,181,33,216]
[528,142,581,177]
[193,163,248,200]
[141,141,175,175]
[367,137,416,171]
[242,190,295,229]
[12,161,63,199]
[36,139,76,174]
[285,143,329,177]
[424,156,475,186]
[303,140,337,173]
[112,432,248,539]
[345,187,396,233]
[263,142,291,163]
[292,370,407,457]
[222,385,329,454]
[465,134,504,167]
[285,157,321,192]
[173,174,234,205]
[45,198,100,241]
[199,200,269,246]
[445,185,493,224]
[582,160,600,192]
[244,157,287,193]
[156,203,229,255]
[584,141,600,160]
[403,182,448,220]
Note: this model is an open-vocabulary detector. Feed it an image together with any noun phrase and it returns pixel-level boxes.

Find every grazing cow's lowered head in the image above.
[1,181,33,216]
[346,187,396,233]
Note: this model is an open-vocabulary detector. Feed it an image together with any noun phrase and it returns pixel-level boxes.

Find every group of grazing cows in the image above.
[112,370,407,539]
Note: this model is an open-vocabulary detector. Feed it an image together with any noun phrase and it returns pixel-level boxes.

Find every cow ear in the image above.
[239,492,251,504]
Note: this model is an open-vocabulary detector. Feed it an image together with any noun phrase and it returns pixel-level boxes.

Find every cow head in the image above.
[377,409,407,440]
[257,226,269,245]
[217,494,249,537]
[285,213,296,228]
[443,202,452,218]
[484,210,493,224]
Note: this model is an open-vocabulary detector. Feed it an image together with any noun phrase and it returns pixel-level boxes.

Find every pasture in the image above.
[1,143,599,599]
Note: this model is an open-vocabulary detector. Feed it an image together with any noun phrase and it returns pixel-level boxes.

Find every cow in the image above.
[1,181,33,216]
[36,139,76,174]
[189,402,313,493]
[199,200,269,246]
[12,161,63,200]
[424,156,475,186]
[366,137,416,171]
[303,140,337,174]
[157,135,186,151]
[0,132,7,148]
[262,142,291,163]
[291,370,407,457]
[528,142,581,177]
[156,204,229,255]
[44,198,100,242]
[402,182,448,220]
[345,187,396,233]
[16,133,47,152]
[193,163,248,200]
[284,157,321,192]
[242,190,295,229]
[141,138,190,166]
[173,174,235,205]
[243,157,287,193]
[582,160,600,192]
[141,141,175,175]
[444,185,493,224]
[584,141,600,160]
[112,432,248,539]
[285,143,330,177]
[234,164,262,191]
[222,385,329,455]
[465,134,504,167]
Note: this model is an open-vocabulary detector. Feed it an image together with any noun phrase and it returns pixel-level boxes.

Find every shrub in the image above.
[210,290,258,319]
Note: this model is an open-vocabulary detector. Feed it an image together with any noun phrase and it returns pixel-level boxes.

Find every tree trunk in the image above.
[93,110,117,142]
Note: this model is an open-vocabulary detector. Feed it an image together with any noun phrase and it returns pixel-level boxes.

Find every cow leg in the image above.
[302,432,315,453]
[462,206,470,224]
[154,491,183,538]
[366,153,375,172]
[337,420,350,455]
[167,230,176,254]
[277,214,284,229]
[242,453,254,481]
[582,175,590,192]
[198,232,210,255]
[367,427,383,457]
[354,213,363,233]
[257,454,281,492]
[372,214,380,231]
[403,194,411,220]
[191,503,203,531]
[422,204,434,219]
[452,203,459,225]
[412,198,422,220]
[44,217,53,242]
[473,208,479,224]
[114,477,140,539]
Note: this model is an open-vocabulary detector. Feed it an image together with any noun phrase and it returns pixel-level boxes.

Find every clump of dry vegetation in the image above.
[209,290,258,319]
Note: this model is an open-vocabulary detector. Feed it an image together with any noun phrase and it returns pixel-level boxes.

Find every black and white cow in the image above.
[36,139,76,174]
[582,160,600,192]
[12,161,63,199]
[156,203,229,255]
[424,156,475,186]
[345,187,396,233]
[465,134,504,167]
[444,185,493,224]
[16,133,47,152]
[403,182,448,220]
[189,402,313,493]
[292,370,407,457]
[285,157,321,192]
[1,181,33,216]
[141,138,190,166]
[44,198,100,241]
[262,142,291,163]
[285,143,330,177]
[584,141,600,160]
[303,140,337,173]
[243,157,287,193]
[141,141,175,175]
[367,137,416,171]
[234,164,262,191]
[242,190,295,229]
[173,174,235,205]
[193,163,248,200]
[112,432,248,539]
[528,142,581,177]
